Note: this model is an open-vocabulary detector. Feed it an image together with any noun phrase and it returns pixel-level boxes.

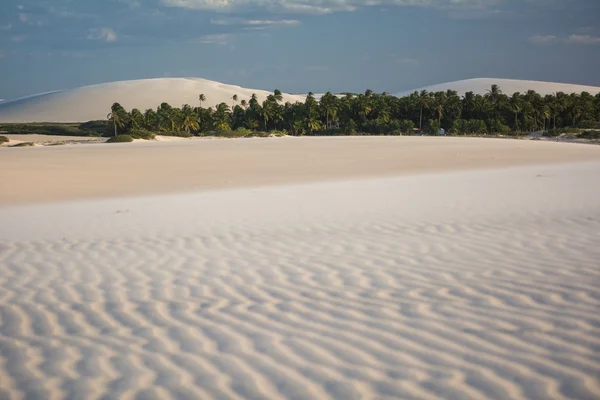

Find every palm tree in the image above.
[130,108,144,130]
[320,92,339,129]
[240,99,248,110]
[232,94,238,109]
[509,93,522,131]
[107,102,127,136]
[432,91,447,125]
[199,94,206,108]
[273,89,283,103]
[417,90,432,130]
[181,104,200,133]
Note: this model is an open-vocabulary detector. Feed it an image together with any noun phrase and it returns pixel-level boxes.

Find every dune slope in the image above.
[0,78,305,123]
[393,78,600,97]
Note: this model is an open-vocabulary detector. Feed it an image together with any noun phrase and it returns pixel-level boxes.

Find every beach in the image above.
[1,137,600,399]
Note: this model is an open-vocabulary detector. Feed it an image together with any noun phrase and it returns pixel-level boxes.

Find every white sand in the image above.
[2,136,600,206]
[1,162,599,399]
[394,78,600,97]
[0,78,306,123]
[1,138,600,399]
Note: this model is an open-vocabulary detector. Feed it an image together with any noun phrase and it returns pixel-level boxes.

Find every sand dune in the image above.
[393,78,600,97]
[0,78,306,123]
[1,162,600,399]
[2,77,599,123]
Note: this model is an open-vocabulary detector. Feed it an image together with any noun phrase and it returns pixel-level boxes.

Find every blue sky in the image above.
[0,0,599,100]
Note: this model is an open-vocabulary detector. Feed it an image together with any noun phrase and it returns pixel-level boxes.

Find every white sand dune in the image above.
[393,78,600,97]
[0,78,306,123]
[2,77,599,123]
[1,161,600,399]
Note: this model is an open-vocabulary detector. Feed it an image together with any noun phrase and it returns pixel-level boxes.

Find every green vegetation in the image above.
[106,134,134,143]
[578,131,600,140]
[0,135,8,144]
[10,142,35,147]
[104,85,600,137]
[0,121,110,136]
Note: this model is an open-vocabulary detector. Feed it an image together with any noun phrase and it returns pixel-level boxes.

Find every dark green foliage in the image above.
[160,131,193,138]
[0,123,92,136]
[0,136,8,144]
[103,85,599,138]
[128,128,156,140]
[106,135,133,143]
[79,120,111,135]
[577,120,598,129]
[10,142,35,147]
[578,130,600,139]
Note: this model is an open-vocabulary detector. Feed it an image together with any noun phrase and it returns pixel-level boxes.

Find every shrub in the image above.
[79,120,111,135]
[106,135,133,143]
[577,120,598,129]
[578,130,600,139]
[160,131,193,138]
[0,135,8,144]
[10,142,35,147]
[398,120,415,134]
[128,128,156,140]
[490,118,510,135]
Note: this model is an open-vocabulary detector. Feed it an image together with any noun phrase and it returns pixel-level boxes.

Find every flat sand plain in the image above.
[1,136,600,205]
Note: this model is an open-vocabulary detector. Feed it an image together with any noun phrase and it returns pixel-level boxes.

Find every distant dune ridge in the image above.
[392,78,600,97]
[0,78,307,123]
[1,77,599,123]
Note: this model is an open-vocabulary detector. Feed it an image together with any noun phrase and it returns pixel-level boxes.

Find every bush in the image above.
[80,120,111,135]
[578,130,600,139]
[0,135,8,144]
[106,135,133,143]
[128,128,156,140]
[160,131,193,138]
[10,142,35,147]
[577,120,598,129]
[398,120,415,134]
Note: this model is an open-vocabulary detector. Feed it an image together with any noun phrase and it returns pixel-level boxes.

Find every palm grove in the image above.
[107,85,600,138]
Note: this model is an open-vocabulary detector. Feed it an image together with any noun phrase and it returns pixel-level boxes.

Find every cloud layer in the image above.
[529,33,600,46]
[161,0,499,14]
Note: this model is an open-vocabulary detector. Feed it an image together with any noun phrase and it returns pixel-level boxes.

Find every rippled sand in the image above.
[1,162,599,399]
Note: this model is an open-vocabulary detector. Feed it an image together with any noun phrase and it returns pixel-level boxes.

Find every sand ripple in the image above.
[1,163,600,399]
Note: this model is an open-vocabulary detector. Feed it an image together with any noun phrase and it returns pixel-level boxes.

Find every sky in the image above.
[0,0,599,100]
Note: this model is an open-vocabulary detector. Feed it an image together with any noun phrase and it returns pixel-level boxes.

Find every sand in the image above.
[2,136,600,206]
[1,137,600,399]
[0,78,307,123]
[393,78,600,97]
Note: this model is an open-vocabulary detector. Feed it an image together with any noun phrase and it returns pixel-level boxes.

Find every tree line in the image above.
[107,85,600,137]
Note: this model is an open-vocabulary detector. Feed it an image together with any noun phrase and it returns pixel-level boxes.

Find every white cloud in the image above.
[528,35,557,45]
[211,18,300,27]
[87,28,118,42]
[566,34,600,45]
[161,0,500,14]
[528,34,600,46]
[196,33,234,45]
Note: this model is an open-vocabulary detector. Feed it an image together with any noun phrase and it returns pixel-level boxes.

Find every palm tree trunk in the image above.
[419,107,423,130]
[114,122,117,137]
